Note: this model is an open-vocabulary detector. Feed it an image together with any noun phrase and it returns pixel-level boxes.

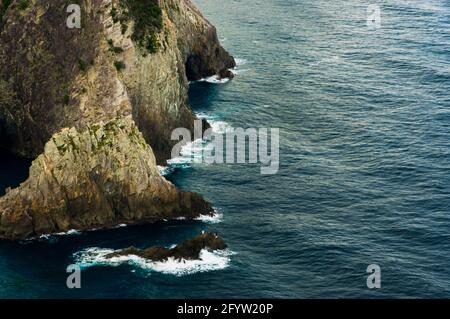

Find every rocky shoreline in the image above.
[0,0,235,240]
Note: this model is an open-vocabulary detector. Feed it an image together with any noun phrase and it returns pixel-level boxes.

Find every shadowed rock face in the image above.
[0,0,233,240]
[105,232,227,261]
[125,0,235,163]
[165,0,236,81]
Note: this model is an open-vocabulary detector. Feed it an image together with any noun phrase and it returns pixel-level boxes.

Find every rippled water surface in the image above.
[0,0,449,298]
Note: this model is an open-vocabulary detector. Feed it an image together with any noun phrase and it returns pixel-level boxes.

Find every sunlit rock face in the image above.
[0,0,234,240]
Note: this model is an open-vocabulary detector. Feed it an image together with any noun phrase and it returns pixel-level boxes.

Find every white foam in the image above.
[64,229,81,235]
[158,165,174,176]
[37,229,81,240]
[310,55,341,67]
[166,137,204,167]
[195,209,223,224]
[172,209,223,224]
[112,223,127,229]
[73,247,233,276]
[209,120,234,134]
[231,58,249,76]
[190,57,248,84]
[235,58,248,66]
[167,114,232,167]
[231,68,249,76]
[200,75,231,84]
[196,113,234,134]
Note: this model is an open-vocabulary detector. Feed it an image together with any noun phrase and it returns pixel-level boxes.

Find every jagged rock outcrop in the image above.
[105,232,227,261]
[117,0,236,162]
[0,0,234,240]
[0,116,213,240]
[0,0,235,162]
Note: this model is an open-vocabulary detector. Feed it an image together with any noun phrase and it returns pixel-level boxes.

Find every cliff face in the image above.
[0,116,212,240]
[0,0,234,240]
[0,0,235,162]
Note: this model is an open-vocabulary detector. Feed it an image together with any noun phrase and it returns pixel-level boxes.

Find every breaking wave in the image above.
[198,75,231,84]
[195,210,223,224]
[73,247,233,276]
[166,58,248,167]
[158,165,174,176]
[166,113,232,168]
[34,229,82,241]
[191,57,249,84]
[174,210,223,224]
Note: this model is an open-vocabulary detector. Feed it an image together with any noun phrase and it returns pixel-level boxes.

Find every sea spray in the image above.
[73,247,234,276]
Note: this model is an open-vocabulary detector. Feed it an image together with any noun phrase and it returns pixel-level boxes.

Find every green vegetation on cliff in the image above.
[111,0,163,54]
[17,0,29,11]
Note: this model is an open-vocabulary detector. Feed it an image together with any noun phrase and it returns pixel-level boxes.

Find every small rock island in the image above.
[105,232,227,261]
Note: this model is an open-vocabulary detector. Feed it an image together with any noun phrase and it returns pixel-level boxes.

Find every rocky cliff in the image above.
[0,0,235,240]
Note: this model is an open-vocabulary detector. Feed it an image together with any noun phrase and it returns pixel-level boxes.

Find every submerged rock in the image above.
[0,0,234,240]
[105,232,227,261]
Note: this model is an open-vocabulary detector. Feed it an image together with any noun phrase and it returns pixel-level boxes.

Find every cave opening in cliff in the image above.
[0,149,32,197]
[185,55,203,82]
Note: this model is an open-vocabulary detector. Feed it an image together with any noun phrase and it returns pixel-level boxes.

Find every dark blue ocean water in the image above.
[1,0,450,298]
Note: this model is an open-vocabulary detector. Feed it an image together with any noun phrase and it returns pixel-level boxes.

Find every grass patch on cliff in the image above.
[63,94,70,105]
[111,0,163,54]
[146,32,158,54]
[93,120,121,151]
[78,59,88,72]
[17,0,29,11]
